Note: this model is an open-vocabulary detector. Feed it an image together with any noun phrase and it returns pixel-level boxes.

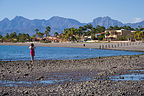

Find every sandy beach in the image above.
[0,42,144,95]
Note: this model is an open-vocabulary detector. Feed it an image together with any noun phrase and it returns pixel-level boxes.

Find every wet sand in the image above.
[0,42,144,95]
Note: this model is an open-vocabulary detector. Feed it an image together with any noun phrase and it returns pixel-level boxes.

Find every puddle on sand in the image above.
[109,70,144,81]
[0,80,62,86]
[0,76,94,86]
[2,70,144,86]
[109,73,144,81]
[129,70,144,72]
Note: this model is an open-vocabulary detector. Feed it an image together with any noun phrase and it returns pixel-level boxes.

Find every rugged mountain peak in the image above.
[92,16,123,28]
[95,16,111,20]
[93,16,117,22]
[12,16,29,21]
[0,16,144,36]
[2,18,9,21]
[2,18,10,22]
[49,16,81,23]
[49,16,66,21]
[48,16,83,27]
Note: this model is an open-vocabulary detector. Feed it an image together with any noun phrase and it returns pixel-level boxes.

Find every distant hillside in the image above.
[46,16,84,35]
[126,21,144,28]
[0,16,144,36]
[0,16,83,36]
[90,16,124,28]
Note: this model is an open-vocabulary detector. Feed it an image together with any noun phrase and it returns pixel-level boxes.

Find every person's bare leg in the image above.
[31,56,34,63]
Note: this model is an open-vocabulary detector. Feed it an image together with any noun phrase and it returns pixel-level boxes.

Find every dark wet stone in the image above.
[36,76,44,80]
[24,73,29,76]
[2,92,9,96]
[16,70,20,73]
[120,77,124,79]
[2,75,5,77]
[28,66,32,69]
[8,71,11,73]
[23,90,28,94]
[121,92,126,95]
[107,93,112,96]
[112,67,117,68]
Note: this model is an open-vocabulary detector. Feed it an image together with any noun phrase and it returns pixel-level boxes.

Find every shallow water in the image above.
[1,69,144,86]
[0,80,64,86]
[129,70,144,72]
[109,73,144,81]
[109,70,144,81]
[0,45,144,61]
[0,74,93,86]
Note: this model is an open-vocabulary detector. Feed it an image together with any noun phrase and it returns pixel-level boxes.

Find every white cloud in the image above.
[133,18,143,23]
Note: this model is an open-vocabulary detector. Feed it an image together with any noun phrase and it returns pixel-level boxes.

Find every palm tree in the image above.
[37,32,44,38]
[5,33,9,39]
[0,35,3,39]
[134,31,143,40]
[45,26,51,37]
[86,24,93,29]
[126,33,134,41]
[54,32,59,37]
[34,29,39,38]
[134,26,144,40]
[35,29,39,34]
[91,28,96,34]
[75,29,82,40]
[107,26,113,30]
[62,28,77,41]
[105,31,110,36]
[62,28,69,41]
[69,28,76,36]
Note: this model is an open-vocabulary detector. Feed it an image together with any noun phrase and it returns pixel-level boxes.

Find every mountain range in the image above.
[0,16,144,36]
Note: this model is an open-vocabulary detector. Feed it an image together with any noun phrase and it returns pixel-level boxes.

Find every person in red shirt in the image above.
[29,43,35,63]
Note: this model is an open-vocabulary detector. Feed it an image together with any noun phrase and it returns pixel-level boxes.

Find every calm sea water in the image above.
[0,45,144,61]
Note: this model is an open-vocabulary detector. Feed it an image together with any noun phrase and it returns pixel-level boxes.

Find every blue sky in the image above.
[0,0,144,23]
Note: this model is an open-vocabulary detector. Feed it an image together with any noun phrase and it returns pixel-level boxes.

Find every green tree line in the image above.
[0,32,31,42]
[0,25,144,42]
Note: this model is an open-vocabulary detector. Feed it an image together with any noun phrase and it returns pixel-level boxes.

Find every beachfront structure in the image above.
[84,32,105,41]
[32,36,61,43]
[95,32,105,39]
[105,29,131,40]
